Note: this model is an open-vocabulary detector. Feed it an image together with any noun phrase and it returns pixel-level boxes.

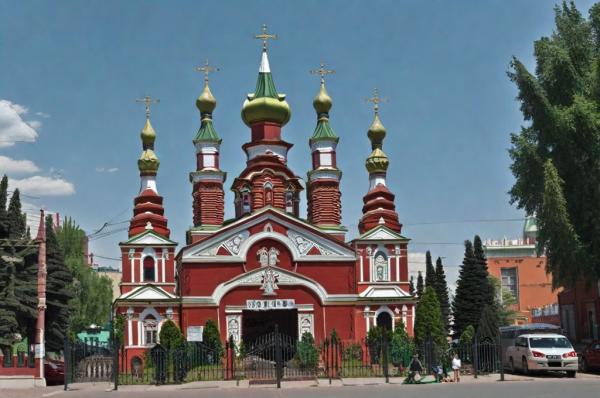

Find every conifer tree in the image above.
[44,215,74,350]
[477,304,499,340]
[425,250,436,288]
[414,286,445,346]
[474,235,494,307]
[452,240,479,338]
[409,275,415,296]
[416,271,424,298]
[434,256,451,335]
[0,175,8,236]
[7,189,26,239]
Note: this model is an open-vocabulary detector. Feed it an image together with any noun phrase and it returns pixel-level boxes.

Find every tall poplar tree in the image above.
[0,175,8,236]
[414,287,445,346]
[508,1,600,286]
[409,275,415,296]
[434,257,451,335]
[44,215,74,351]
[424,250,436,288]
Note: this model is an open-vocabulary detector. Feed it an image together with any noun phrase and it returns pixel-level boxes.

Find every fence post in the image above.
[113,339,119,390]
[473,335,478,379]
[275,332,282,389]
[497,334,504,381]
[63,337,69,391]
[382,330,389,383]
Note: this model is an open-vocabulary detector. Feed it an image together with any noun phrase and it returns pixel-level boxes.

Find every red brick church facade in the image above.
[113,41,416,360]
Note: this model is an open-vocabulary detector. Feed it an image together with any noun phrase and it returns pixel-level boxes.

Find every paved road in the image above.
[4,378,600,398]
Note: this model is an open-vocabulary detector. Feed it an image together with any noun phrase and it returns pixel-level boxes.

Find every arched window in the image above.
[143,315,158,346]
[376,312,393,331]
[143,256,155,282]
[241,187,251,215]
[263,181,273,207]
[285,188,294,214]
[374,253,388,282]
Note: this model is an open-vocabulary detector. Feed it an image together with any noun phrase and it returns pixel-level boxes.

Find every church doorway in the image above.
[242,309,298,344]
[376,312,393,331]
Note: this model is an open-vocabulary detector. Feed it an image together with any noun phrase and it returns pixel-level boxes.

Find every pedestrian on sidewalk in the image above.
[452,353,461,383]
[405,354,424,384]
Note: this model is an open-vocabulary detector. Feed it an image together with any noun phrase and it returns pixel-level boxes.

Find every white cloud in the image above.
[9,176,75,197]
[0,100,39,147]
[0,155,40,174]
[96,167,119,173]
[35,112,51,118]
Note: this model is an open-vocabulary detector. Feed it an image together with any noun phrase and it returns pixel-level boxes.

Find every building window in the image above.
[144,317,158,346]
[501,267,518,300]
[143,256,155,282]
[374,253,388,282]
[241,188,251,215]
[285,190,294,213]
[264,181,273,207]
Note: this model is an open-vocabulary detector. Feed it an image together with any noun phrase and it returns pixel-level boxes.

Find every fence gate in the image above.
[238,331,316,387]
[64,339,116,386]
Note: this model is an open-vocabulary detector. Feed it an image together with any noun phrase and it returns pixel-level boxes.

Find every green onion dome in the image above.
[367,113,387,149]
[365,147,389,173]
[241,50,291,127]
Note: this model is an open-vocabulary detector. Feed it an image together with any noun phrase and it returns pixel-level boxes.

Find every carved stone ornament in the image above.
[224,231,249,255]
[260,267,279,296]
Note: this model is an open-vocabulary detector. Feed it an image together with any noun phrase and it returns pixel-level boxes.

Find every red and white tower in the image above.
[231,31,303,218]
[306,64,344,239]
[189,62,226,242]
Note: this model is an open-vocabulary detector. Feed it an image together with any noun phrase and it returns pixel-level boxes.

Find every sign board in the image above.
[187,326,204,342]
[246,299,295,311]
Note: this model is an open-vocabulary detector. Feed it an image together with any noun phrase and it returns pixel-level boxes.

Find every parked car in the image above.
[506,334,578,378]
[581,340,600,372]
[44,358,65,385]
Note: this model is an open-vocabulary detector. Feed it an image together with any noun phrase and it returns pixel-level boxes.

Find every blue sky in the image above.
[1,0,595,287]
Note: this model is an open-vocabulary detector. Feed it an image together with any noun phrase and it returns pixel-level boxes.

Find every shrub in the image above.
[294,332,318,370]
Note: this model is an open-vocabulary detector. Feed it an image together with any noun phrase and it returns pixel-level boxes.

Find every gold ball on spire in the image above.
[140,118,156,148]
[196,82,217,114]
[313,82,332,115]
[367,113,387,149]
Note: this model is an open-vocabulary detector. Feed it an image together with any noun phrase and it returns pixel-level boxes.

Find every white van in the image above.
[506,334,578,377]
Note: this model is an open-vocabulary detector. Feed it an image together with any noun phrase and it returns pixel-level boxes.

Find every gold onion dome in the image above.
[196,82,217,114]
[138,119,160,174]
[365,147,389,173]
[241,50,291,127]
[367,113,387,149]
[313,82,332,115]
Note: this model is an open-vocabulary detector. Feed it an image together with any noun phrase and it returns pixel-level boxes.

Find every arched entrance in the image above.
[376,312,393,331]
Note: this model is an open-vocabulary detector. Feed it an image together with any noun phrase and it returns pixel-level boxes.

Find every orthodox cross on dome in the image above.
[255,23,277,50]
[310,61,335,84]
[195,59,219,83]
[365,88,388,115]
[136,95,160,119]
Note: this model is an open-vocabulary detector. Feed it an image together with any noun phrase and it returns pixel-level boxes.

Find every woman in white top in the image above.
[452,353,461,382]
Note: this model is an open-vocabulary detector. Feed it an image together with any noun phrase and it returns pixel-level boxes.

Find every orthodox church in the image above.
[113,31,416,357]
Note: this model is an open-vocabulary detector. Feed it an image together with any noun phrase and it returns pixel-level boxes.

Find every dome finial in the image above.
[366,88,388,149]
[310,61,335,115]
[195,59,219,115]
[135,95,160,174]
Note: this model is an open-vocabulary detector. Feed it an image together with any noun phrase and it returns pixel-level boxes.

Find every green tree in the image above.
[453,240,481,338]
[508,0,600,286]
[56,218,113,336]
[159,319,183,351]
[7,189,26,239]
[459,325,475,346]
[409,275,415,296]
[489,276,518,326]
[425,250,436,288]
[202,319,223,363]
[113,313,126,348]
[434,257,451,335]
[295,332,318,370]
[416,271,424,298]
[473,236,494,307]
[0,175,8,236]
[44,215,74,351]
[414,286,445,346]
[477,305,499,340]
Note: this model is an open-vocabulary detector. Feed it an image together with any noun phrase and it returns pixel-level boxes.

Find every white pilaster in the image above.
[359,255,364,282]
[128,319,133,346]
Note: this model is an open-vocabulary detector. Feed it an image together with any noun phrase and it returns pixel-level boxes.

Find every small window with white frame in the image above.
[373,252,389,282]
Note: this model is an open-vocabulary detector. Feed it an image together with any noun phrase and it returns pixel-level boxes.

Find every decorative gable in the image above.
[121,230,177,246]
[118,284,177,301]
[359,285,411,299]
[356,225,409,242]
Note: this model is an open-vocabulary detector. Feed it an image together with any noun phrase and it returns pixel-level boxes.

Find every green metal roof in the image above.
[254,72,278,98]
[310,119,339,143]
[194,119,221,143]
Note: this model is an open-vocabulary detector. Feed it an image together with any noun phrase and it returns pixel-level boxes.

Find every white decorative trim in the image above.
[359,255,364,282]
[226,315,242,345]
[259,50,270,73]
[369,174,386,190]
[140,175,157,194]
[245,144,288,162]
[127,319,133,346]
[224,231,249,255]
[359,285,411,298]
[298,313,314,339]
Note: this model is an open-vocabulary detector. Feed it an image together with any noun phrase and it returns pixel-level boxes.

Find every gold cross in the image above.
[366,88,388,114]
[310,61,335,84]
[136,95,160,119]
[255,24,277,50]
[195,59,219,83]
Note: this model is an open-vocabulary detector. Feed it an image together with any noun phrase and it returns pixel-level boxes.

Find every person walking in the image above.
[452,353,461,382]
[405,354,424,384]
